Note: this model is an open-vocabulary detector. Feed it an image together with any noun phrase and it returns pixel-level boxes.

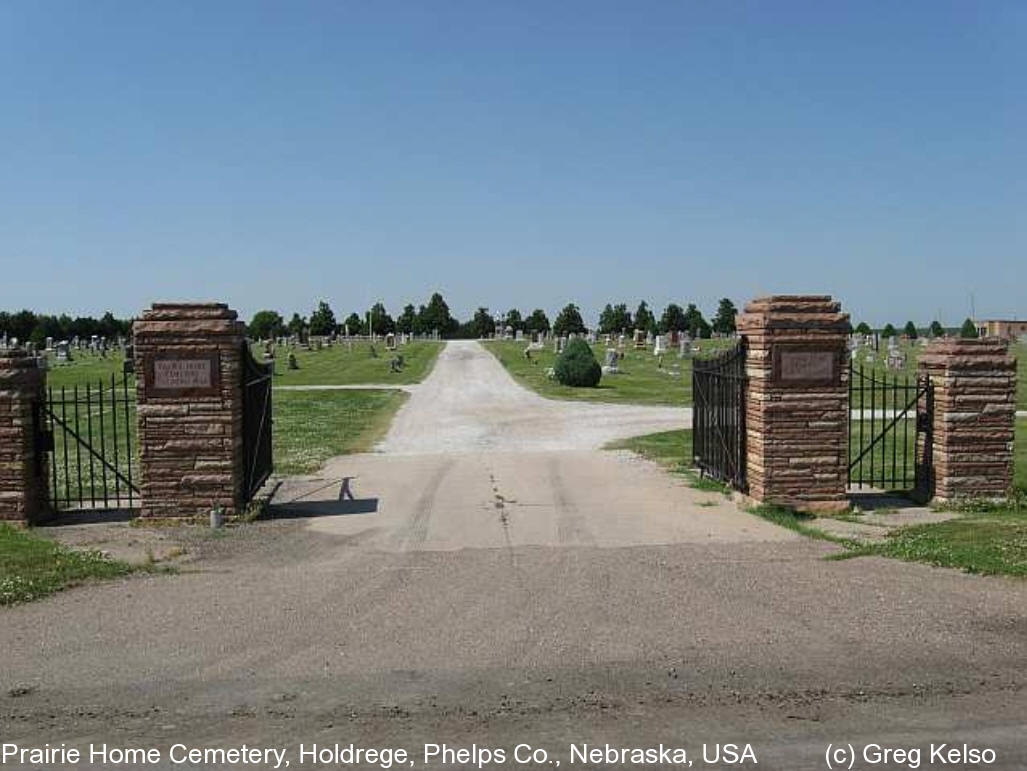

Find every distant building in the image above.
[975,319,1027,340]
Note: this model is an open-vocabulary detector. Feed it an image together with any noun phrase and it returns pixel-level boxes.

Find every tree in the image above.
[552,303,586,337]
[342,312,364,336]
[411,305,427,335]
[249,310,285,340]
[881,323,897,338]
[683,304,711,338]
[286,313,306,337]
[396,304,417,334]
[903,321,918,339]
[9,310,37,342]
[504,309,523,332]
[633,301,656,335]
[468,307,496,338]
[419,292,457,337]
[929,320,945,338]
[659,303,687,333]
[554,339,601,388]
[309,301,337,336]
[598,303,632,334]
[368,302,395,335]
[98,311,122,338]
[523,308,551,335]
[959,318,979,338]
[855,321,872,335]
[711,298,738,335]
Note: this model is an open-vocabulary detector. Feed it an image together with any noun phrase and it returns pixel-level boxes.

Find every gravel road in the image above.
[2,341,1025,770]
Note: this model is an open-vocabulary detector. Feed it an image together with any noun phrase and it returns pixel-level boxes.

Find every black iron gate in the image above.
[241,342,273,504]
[848,362,933,499]
[693,341,747,491]
[41,373,140,513]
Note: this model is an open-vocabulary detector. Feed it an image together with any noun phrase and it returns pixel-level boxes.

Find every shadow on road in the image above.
[266,498,380,519]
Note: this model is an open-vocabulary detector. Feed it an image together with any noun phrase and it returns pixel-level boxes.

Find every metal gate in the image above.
[693,341,747,491]
[848,362,933,499]
[241,342,273,504]
[40,373,140,513]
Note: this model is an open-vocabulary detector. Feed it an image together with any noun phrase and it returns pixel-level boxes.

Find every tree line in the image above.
[247,295,741,341]
[852,319,979,339]
[0,309,133,345]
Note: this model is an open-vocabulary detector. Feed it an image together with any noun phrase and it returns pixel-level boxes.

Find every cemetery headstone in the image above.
[602,348,619,374]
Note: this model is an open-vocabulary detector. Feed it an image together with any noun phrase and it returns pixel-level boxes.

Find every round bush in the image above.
[554,339,602,387]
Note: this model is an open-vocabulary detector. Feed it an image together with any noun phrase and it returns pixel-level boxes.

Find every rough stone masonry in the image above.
[918,337,1017,501]
[0,350,48,524]
[737,295,850,512]
[134,303,246,518]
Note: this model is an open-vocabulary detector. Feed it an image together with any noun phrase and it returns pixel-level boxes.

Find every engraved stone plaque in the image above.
[145,352,220,397]
[773,346,839,386]
[154,359,211,389]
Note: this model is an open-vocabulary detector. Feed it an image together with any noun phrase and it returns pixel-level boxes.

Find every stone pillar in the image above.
[0,350,49,524]
[918,338,1016,501]
[737,296,850,513]
[134,304,246,518]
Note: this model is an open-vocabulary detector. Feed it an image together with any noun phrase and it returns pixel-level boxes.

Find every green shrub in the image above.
[554,338,602,387]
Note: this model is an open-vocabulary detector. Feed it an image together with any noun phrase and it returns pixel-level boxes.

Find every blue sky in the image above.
[1,1,1023,327]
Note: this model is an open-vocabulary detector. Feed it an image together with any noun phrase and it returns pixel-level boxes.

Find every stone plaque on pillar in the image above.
[736,296,850,513]
[144,352,221,398]
[773,345,841,386]
[134,303,246,518]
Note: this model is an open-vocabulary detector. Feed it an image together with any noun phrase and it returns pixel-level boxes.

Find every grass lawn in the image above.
[273,389,407,475]
[606,429,693,471]
[269,341,441,386]
[42,341,443,389]
[851,507,1027,577]
[852,339,1027,409]
[1016,341,1027,410]
[0,522,134,605]
[44,350,131,389]
[610,420,1027,576]
[483,339,735,406]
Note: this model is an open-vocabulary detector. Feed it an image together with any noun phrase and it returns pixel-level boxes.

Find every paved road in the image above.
[2,342,1025,770]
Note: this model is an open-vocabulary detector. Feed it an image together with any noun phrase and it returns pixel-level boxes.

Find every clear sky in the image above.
[1,1,1023,327]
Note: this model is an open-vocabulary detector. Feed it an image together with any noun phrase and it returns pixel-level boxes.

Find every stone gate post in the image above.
[134,303,246,518]
[917,338,1016,501]
[736,296,850,512]
[0,350,49,524]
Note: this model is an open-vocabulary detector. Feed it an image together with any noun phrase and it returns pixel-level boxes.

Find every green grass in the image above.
[849,506,1027,577]
[606,428,693,470]
[268,341,441,386]
[44,350,131,389]
[848,418,920,493]
[273,389,407,474]
[0,522,134,605]
[483,339,735,406]
[1015,341,1027,410]
[748,504,857,546]
[41,341,444,388]
[605,428,731,493]
[851,339,1027,410]
[44,378,138,509]
[1017,418,1027,492]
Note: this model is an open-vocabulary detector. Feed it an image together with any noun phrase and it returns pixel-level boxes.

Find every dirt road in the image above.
[2,342,1025,770]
